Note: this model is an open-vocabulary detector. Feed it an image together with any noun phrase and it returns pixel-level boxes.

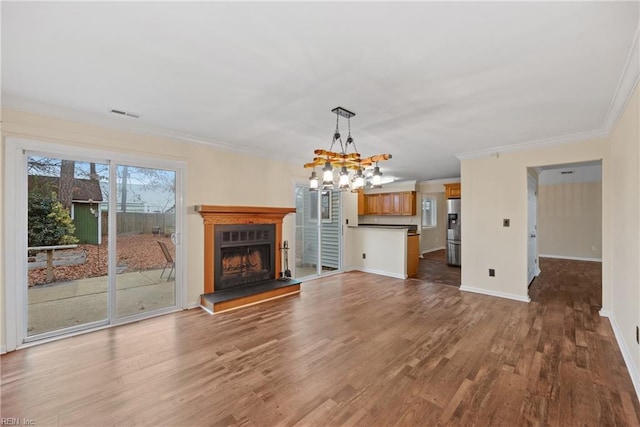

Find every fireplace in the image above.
[197,205,299,313]
[215,224,275,291]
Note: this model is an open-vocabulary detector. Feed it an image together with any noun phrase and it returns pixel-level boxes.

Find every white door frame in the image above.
[292,180,344,280]
[3,137,187,351]
[527,173,540,285]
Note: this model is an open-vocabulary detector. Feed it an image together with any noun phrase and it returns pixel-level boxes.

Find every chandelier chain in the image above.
[305,106,392,191]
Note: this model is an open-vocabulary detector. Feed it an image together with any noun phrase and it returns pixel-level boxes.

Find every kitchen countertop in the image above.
[349,224,419,235]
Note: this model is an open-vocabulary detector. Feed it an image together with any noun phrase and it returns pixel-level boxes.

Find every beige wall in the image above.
[609,84,640,375]
[417,178,460,254]
[460,139,610,302]
[461,83,639,387]
[1,109,307,350]
[538,182,602,259]
[420,192,446,253]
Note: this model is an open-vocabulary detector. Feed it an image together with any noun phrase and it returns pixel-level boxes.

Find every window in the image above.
[422,196,437,227]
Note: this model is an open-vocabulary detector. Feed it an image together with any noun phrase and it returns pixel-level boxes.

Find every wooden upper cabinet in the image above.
[444,183,461,199]
[401,192,416,216]
[359,191,417,216]
[392,193,403,213]
[366,194,380,215]
[357,191,366,215]
[380,193,394,215]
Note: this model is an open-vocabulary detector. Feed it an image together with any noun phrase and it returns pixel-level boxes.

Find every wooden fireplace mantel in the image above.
[196,205,296,295]
[196,205,296,225]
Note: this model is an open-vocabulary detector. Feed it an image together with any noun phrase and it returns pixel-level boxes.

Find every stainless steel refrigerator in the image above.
[446,199,461,266]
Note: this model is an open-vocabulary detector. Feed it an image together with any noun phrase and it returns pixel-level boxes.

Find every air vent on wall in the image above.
[109,108,141,119]
[560,170,574,175]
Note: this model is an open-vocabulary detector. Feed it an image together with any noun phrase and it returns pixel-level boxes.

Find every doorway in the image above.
[527,173,539,285]
[528,161,603,296]
[5,138,184,347]
[294,184,342,279]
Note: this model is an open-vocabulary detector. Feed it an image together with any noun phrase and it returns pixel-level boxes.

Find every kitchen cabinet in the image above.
[358,191,417,216]
[401,192,416,215]
[357,191,366,215]
[444,183,461,199]
[407,234,419,278]
[366,194,380,215]
[380,193,394,215]
[392,193,403,213]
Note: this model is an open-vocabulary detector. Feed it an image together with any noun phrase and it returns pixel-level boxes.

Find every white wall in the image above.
[1,109,308,350]
[345,227,407,279]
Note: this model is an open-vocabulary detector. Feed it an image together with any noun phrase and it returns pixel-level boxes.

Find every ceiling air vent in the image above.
[109,108,141,119]
[560,170,574,175]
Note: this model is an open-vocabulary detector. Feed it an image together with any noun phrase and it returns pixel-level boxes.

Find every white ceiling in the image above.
[2,2,639,182]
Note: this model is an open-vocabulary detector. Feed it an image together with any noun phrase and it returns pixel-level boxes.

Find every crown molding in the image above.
[457,27,640,162]
[602,27,640,134]
[1,96,303,166]
[455,128,609,161]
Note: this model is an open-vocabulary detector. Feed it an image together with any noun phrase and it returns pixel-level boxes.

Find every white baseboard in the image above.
[460,285,531,303]
[422,247,446,255]
[599,309,640,402]
[358,268,407,280]
[539,254,602,262]
[186,301,201,310]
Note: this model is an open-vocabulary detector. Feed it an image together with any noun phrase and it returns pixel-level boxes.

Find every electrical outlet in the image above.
[591,245,596,251]
[489,268,495,277]
[362,253,366,259]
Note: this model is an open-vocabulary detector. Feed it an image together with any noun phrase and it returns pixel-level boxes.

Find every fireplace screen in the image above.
[215,224,275,291]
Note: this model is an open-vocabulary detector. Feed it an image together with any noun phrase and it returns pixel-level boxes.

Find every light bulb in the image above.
[353,169,365,190]
[322,161,333,185]
[339,167,350,190]
[309,171,319,191]
[371,166,382,188]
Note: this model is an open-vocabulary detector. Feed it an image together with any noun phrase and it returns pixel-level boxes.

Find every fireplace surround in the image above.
[196,205,299,313]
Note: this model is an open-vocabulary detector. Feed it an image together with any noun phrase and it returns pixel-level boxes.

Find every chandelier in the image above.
[304,107,392,192]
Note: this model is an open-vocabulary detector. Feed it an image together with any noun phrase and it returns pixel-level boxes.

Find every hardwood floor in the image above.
[415,249,461,287]
[2,259,639,426]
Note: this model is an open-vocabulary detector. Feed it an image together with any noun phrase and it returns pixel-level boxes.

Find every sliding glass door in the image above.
[294,184,342,279]
[115,164,176,318]
[17,143,183,344]
[26,155,110,337]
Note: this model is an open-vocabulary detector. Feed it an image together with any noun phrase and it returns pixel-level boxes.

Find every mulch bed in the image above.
[28,233,175,286]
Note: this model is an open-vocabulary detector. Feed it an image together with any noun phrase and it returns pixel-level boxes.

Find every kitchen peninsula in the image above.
[347,224,419,279]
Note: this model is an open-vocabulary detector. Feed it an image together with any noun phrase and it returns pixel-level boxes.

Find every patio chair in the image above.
[158,241,175,281]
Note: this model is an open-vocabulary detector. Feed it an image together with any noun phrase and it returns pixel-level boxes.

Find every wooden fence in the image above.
[101,212,175,236]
